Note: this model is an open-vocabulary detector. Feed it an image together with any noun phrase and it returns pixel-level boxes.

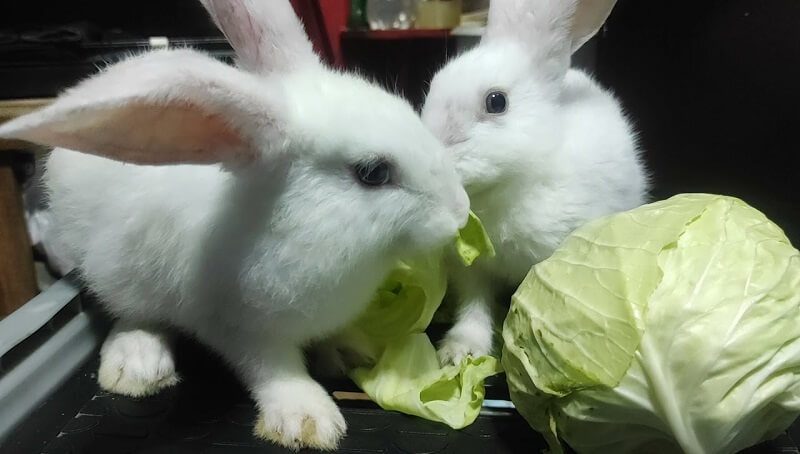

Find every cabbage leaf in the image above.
[347,211,501,429]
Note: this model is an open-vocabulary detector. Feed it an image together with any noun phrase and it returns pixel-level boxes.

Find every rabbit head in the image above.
[0,0,470,262]
[421,0,618,194]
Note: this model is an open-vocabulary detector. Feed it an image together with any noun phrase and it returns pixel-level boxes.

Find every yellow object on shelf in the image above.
[416,0,462,30]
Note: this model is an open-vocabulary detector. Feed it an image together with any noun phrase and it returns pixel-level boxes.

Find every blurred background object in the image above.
[416,0,463,30]
[366,0,416,30]
[463,0,489,13]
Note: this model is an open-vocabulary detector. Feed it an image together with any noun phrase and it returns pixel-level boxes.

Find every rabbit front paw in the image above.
[98,327,179,397]
[437,328,493,366]
[254,380,346,451]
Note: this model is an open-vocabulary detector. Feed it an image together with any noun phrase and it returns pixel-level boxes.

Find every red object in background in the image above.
[290,0,349,67]
[290,1,452,69]
[289,1,454,111]
[318,0,349,67]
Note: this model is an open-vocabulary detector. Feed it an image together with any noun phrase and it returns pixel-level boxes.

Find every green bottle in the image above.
[349,0,368,29]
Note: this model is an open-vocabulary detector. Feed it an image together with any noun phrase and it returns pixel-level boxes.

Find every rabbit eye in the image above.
[354,160,392,187]
[485,90,508,115]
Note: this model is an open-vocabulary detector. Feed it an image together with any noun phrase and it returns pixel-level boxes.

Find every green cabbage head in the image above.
[502,194,800,454]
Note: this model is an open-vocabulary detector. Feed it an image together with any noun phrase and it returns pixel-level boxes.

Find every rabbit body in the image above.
[45,147,388,345]
[1,2,469,450]
[422,2,649,364]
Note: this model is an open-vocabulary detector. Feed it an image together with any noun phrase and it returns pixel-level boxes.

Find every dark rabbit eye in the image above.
[354,160,392,187]
[485,90,508,115]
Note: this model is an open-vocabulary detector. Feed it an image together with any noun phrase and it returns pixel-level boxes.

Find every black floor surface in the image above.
[3,334,799,454]
[4,335,548,454]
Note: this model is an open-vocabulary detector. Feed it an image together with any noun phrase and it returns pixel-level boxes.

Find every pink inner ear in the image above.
[23,101,249,165]
[212,2,266,72]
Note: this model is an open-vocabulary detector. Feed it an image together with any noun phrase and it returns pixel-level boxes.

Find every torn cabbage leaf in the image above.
[502,194,800,454]
[351,334,500,429]
[456,211,497,266]
[347,211,501,429]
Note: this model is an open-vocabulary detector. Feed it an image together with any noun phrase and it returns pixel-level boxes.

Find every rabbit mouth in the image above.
[396,211,463,254]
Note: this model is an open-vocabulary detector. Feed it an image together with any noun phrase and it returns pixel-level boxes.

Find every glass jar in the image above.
[349,0,369,29]
[366,0,417,30]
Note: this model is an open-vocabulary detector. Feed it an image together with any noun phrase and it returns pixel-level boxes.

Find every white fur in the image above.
[0,1,469,450]
[421,0,649,364]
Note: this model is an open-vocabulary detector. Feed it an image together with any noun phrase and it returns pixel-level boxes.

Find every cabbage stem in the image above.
[639,335,705,454]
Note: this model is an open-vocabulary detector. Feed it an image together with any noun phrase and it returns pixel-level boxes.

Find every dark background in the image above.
[0,0,220,38]
[599,0,800,242]
[1,0,798,242]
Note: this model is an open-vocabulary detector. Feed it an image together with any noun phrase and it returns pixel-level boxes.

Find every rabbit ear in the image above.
[571,0,617,52]
[483,0,617,76]
[199,0,320,74]
[0,51,281,166]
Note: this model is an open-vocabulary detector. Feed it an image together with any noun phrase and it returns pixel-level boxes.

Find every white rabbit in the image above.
[0,0,469,450]
[421,0,650,365]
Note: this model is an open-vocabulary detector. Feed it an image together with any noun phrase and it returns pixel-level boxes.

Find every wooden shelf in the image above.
[451,25,485,37]
[0,98,46,317]
[0,98,52,123]
[0,98,53,152]
[342,28,452,40]
[341,24,484,41]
